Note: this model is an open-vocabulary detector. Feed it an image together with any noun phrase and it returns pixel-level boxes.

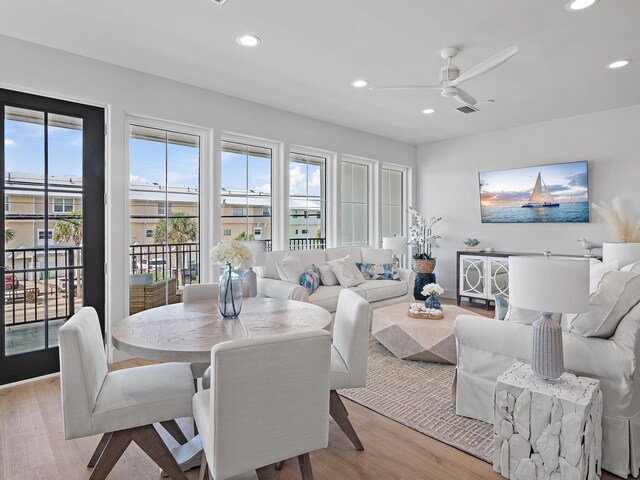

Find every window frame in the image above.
[339,155,377,247]
[381,162,411,259]
[52,197,74,213]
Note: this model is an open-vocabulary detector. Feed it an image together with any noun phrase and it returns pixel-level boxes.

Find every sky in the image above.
[6,117,323,199]
[479,161,588,205]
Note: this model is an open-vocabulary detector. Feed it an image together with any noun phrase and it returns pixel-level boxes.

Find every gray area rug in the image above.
[340,337,494,463]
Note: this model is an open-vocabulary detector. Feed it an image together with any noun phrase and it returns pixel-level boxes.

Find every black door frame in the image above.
[0,89,105,385]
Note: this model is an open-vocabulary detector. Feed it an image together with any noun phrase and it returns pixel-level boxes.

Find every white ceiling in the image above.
[1,0,639,145]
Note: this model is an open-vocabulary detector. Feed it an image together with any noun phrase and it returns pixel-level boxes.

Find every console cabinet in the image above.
[457,252,510,309]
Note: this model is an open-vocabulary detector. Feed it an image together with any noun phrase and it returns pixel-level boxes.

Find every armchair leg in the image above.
[87,432,112,468]
[297,453,314,480]
[132,425,188,480]
[160,419,189,445]
[329,390,364,451]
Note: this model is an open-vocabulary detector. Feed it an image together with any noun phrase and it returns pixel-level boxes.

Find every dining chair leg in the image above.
[275,460,285,470]
[198,453,209,480]
[87,432,112,468]
[89,430,132,480]
[160,419,189,445]
[336,392,349,416]
[329,390,364,451]
[297,453,314,480]
[132,425,188,480]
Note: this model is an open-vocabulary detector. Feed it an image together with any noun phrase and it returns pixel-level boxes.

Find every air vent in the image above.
[211,0,228,4]
[457,105,479,114]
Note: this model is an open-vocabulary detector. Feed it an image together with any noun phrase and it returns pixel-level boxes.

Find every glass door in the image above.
[0,89,105,385]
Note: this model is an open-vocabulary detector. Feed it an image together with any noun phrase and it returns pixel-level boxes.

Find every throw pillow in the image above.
[276,253,305,284]
[494,295,509,321]
[300,265,321,295]
[361,248,393,265]
[327,255,366,288]
[590,258,619,293]
[562,270,640,338]
[317,265,339,286]
[356,262,400,281]
[621,261,640,273]
[504,306,561,325]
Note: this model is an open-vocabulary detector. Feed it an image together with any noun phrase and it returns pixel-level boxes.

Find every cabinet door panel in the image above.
[460,256,486,298]
[489,258,509,299]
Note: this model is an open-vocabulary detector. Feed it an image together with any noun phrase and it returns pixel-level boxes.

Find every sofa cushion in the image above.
[300,265,321,295]
[361,248,393,264]
[325,246,363,263]
[563,270,640,338]
[590,258,619,293]
[505,306,560,325]
[308,285,366,312]
[294,249,327,269]
[255,250,287,279]
[356,262,400,281]
[621,261,640,273]
[358,279,407,303]
[317,265,339,286]
[276,253,305,284]
[327,255,366,288]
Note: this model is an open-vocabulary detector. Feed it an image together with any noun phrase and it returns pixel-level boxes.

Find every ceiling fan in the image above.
[370,45,518,107]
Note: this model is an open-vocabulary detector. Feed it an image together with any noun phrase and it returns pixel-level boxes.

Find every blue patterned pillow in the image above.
[356,262,400,281]
[300,264,321,295]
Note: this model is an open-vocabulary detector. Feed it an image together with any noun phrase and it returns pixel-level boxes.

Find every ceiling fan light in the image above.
[237,35,261,47]
[351,80,368,88]
[566,0,597,10]
[422,108,436,114]
[608,59,631,69]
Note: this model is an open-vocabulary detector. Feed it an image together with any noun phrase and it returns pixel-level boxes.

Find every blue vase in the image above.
[425,294,441,309]
[218,264,243,318]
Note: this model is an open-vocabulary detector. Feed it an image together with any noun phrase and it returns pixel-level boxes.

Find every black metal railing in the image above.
[4,246,82,326]
[129,242,200,287]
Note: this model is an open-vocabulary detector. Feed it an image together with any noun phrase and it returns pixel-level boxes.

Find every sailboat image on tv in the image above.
[521,172,560,208]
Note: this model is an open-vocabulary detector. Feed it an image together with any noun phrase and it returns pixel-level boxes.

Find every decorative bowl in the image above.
[463,238,480,248]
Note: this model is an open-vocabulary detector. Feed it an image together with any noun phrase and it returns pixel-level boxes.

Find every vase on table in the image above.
[218,263,243,318]
[424,294,441,310]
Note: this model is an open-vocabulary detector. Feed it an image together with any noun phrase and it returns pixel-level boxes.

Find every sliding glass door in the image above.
[0,89,105,385]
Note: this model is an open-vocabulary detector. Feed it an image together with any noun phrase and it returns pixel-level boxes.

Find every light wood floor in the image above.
[0,299,619,480]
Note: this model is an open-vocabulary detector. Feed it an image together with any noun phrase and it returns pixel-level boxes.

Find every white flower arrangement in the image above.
[209,240,253,269]
[409,302,442,316]
[421,283,444,297]
[407,206,442,259]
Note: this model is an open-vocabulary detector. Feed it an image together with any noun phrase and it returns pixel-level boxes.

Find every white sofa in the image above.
[454,302,640,478]
[255,246,415,318]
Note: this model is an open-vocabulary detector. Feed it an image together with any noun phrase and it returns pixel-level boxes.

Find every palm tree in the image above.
[154,212,198,284]
[4,228,15,244]
[53,211,83,246]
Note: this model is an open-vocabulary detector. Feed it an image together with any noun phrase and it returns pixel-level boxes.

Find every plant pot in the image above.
[413,258,436,274]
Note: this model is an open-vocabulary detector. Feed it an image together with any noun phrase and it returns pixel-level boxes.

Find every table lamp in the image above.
[509,254,589,380]
[242,240,266,297]
[603,242,640,268]
[382,236,407,268]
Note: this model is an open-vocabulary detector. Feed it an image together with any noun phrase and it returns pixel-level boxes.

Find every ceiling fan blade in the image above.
[450,45,518,86]
[453,88,477,106]
[369,85,441,91]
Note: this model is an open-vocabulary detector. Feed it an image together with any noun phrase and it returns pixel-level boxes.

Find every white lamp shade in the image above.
[382,236,407,256]
[603,242,640,268]
[509,256,590,314]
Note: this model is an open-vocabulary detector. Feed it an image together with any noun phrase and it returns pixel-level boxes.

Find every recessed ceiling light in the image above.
[566,0,597,10]
[351,80,368,88]
[485,99,495,104]
[237,35,261,47]
[608,59,631,69]
[422,108,436,114]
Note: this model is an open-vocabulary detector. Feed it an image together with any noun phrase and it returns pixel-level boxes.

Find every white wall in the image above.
[0,35,416,358]
[417,104,640,298]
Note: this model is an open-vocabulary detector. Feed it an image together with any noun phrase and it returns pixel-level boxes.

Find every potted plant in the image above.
[407,207,442,274]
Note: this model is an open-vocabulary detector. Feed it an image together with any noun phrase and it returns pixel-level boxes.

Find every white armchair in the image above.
[183,282,219,304]
[454,302,640,478]
[193,330,331,480]
[59,307,195,480]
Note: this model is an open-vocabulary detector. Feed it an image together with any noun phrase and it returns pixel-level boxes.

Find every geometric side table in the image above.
[493,362,603,480]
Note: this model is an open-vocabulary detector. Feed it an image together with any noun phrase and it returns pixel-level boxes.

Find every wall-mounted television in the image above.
[479,160,589,223]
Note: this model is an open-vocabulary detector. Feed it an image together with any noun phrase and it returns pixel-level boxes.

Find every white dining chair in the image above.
[59,307,195,480]
[183,282,219,304]
[328,288,370,450]
[193,330,331,480]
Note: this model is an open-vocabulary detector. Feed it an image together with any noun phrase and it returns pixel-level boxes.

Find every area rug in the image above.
[340,337,494,463]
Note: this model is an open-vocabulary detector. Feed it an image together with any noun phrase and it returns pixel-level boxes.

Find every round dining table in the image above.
[112,296,332,365]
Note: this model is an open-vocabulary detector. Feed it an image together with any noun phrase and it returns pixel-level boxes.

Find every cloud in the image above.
[255,183,271,193]
[130,174,149,183]
[4,139,16,147]
[567,172,588,188]
[289,165,307,195]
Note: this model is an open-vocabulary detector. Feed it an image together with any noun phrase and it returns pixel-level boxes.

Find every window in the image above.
[53,197,74,213]
[129,124,201,306]
[221,140,272,243]
[37,228,53,246]
[382,167,405,238]
[289,152,326,250]
[341,161,369,246]
[223,229,231,236]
